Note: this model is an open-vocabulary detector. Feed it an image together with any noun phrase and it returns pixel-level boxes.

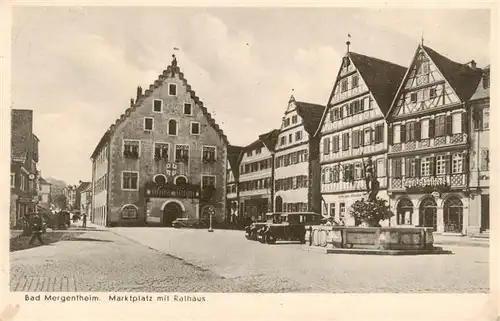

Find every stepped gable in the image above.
[91,58,229,159]
[294,101,325,135]
[422,45,483,102]
[348,51,407,116]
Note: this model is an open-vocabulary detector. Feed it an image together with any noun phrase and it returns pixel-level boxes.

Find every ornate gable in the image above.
[392,47,461,117]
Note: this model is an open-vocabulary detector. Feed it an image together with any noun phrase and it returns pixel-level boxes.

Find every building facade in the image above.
[90,56,228,227]
[10,109,40,227]
[238,129,279,221]
[226,145,243,221]
[467,65,490,235]
[274,96,324,213]
[386,45,483,234]
[317,51,406,225]
[80,183,93,220]
[63,185,78,211]
[38,176,51,210]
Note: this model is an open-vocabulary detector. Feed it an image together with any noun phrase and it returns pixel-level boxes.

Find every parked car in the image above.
[260,212,323,244]
[172,217,209,229]
[244,213,282,241]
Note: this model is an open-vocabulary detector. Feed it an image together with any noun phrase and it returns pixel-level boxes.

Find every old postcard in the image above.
[1,1,497,320]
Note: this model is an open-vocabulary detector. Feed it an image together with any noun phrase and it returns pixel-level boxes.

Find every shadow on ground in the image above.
[9,232,108,252]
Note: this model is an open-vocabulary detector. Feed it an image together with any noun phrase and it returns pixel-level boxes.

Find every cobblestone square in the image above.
[10,228,489,293]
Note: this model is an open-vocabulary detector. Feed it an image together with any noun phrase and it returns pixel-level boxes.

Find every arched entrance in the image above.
[443,196,463,233]
[162,202,183,226]
[397,198,414,225]
[419,197,437,230]
[275,196,283,212]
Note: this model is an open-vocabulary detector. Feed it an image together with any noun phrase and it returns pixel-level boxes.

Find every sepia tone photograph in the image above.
[7,5,491,297]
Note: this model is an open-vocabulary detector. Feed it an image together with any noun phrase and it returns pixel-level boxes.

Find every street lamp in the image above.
[202,205,216,233]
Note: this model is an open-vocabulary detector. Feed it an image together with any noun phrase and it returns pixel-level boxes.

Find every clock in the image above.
[28,174,35,180]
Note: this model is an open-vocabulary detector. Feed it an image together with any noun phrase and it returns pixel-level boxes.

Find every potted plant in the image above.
[349,197,394,227]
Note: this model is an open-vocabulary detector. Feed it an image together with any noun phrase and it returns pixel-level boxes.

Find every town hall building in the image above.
[90,55,229,227]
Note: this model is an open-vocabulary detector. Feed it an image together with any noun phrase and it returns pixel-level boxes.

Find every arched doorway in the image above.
[275,196,283,212]
[397,198,414,225]
[443,196,463,233]
[163,202,183,226]
[419,198,437,230]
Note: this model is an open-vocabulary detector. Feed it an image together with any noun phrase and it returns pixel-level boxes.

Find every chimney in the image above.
[130,98,134,106]
[136,86,143,102]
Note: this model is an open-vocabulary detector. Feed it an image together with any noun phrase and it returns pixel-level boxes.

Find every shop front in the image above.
[239,195,269,221]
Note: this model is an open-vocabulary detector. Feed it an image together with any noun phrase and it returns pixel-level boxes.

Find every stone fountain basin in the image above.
[308,226,452,255]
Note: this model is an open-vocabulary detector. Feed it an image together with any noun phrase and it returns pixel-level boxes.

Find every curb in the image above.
[433,241,489,248]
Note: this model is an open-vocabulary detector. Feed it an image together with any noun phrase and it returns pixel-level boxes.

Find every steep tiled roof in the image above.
[91,59,229,159]
[295,101,325,135]
[423,45,483,102]
[39,177,51,185]
[258,129,280,152]
[470,66,490,101]
[227,145,244,177]
[349,52,407,116]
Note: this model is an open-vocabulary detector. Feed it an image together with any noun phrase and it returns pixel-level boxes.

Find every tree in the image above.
[349,197,394,227]
[52,194,67,211]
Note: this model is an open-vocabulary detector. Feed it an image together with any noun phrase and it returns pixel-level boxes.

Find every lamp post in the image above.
[203,205,216,233]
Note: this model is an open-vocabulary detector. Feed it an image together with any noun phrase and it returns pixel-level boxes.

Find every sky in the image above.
[10,6,490,185]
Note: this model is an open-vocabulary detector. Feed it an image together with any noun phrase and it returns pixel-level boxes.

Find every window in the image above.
[341,79,348,93]
[452,113,462,134]
[452,154,463,173]
[154,143,169,161]
[342,133,350,150]
[295,131,302,141]
[175,145,189,163]
[202,175,216,189]
[168,83,177,96]
[374,124,384,144]
[323,137,331,155]
[376,159,385,177]
[121,204,138,219]
[256,148,262,154]
[354,163,363,180]
[421,119,429,139]
[154,174,167,185]
[364,129,372,145]
[430,88,437,98]
[339,203,346,218]
[168,119,178,135]
[280,137,286,146]
[122,172,138,190]
[288,134,292,143]
[153,99,163,112]
[352,75,359,89]
[410,92,417,103]
[435,115,446,137]
[191,122,200,135]
[184,103,192,115]
[421,157,431,176]
[480,149,489,171]
[436,155,446,175]
[247,151,253,157]
[393,125,401,144]
[483,109,489,129]
[123,140,140,159]
[144,117,154,131]
[10,173,15,187]
[284,118,290,127]
[202,146,216,163]
[292,115,298,124]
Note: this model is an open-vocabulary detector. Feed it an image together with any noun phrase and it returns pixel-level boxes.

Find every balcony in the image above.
[321,177,387,194]
[389,133,467,154]
[330,84,368,105]
[321,142,385,164]
[389,173,466,192]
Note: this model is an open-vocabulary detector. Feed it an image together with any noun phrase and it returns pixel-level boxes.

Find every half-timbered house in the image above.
[386,44,483,234]
[316,50,406,225]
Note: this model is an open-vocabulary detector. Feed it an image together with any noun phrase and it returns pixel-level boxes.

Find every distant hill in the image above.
[45,177,67,186]
[46,177,67,198]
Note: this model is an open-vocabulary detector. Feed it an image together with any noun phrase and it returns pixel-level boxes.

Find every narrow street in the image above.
[10,227,489,293]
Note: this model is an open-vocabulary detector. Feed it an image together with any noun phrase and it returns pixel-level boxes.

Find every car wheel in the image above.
[266,235,276,244]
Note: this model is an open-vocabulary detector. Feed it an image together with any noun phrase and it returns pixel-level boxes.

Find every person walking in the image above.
[82,213,87,228]
[29,214,45,245]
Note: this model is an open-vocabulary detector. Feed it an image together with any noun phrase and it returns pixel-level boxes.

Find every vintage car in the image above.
[244,213,282,241]
[172,217,210,229]
[260,212,323,244]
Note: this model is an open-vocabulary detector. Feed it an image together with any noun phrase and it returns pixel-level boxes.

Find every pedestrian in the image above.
[29,214,45,245]
[82,213,87,228]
